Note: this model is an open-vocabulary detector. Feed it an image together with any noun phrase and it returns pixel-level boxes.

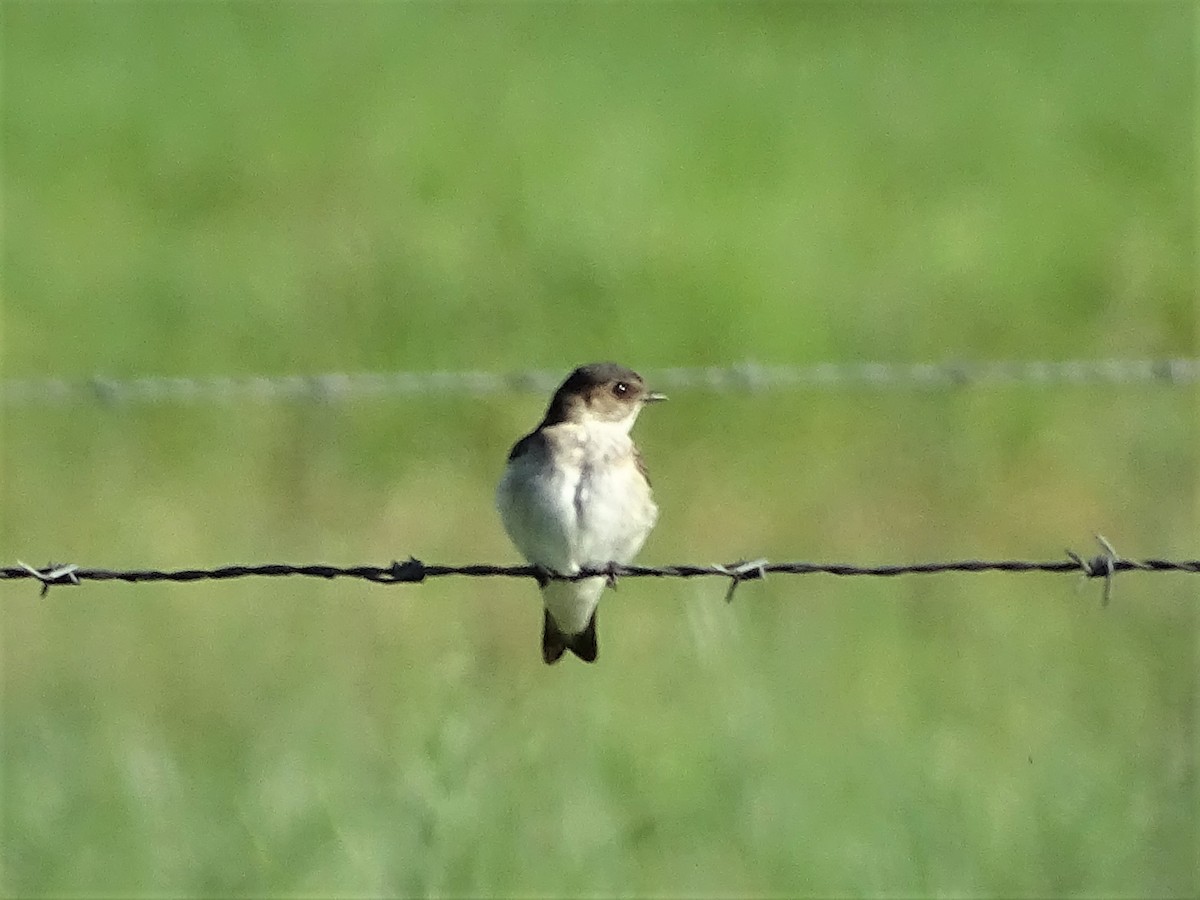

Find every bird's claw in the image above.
[603,561,621,590]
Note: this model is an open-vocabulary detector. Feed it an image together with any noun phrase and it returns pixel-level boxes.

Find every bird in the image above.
[496,362,665,664]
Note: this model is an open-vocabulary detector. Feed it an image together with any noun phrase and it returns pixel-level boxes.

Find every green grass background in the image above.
[2,2,1196,896]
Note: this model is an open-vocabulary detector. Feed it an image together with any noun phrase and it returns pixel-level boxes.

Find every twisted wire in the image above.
[6,545,1197,603]
[3,358,1196,406]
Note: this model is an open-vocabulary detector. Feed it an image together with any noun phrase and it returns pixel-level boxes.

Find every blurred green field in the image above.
[1,2,1196,897]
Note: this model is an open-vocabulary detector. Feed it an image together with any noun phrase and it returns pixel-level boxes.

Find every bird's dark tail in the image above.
[542,609,598,664]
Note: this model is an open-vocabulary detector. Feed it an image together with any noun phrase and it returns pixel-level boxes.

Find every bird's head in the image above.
[543,362,666,431]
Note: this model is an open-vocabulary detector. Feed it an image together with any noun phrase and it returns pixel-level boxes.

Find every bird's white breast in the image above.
[496,419,658,633]
[497,420,656,570]
[571,424,657,568]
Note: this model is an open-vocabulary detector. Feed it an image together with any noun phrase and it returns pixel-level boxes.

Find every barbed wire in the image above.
[3,358,1196,406]
[5,539,1197,605]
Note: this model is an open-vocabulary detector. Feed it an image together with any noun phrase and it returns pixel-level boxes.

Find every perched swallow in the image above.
[496,363,665,664]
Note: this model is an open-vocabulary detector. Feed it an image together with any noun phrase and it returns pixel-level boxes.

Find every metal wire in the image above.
[3,358,1196,406]
[6,540,1197,604]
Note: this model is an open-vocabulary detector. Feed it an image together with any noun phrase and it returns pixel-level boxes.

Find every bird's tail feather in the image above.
[542,609,598,664]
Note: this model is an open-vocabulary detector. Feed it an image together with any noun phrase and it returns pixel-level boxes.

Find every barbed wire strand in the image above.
[3,358,1197,406]
[5,539,1198,604]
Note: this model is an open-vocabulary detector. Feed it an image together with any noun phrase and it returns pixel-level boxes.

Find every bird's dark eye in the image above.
[612,382,629,397]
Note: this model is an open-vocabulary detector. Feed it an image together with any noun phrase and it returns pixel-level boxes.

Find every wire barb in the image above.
[384,557,427,584]
[1065,534,1119,606]
[713,559,770,603]
[16,561,81,597]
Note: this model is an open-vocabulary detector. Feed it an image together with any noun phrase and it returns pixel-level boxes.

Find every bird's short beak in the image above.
[644,391,668,403]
